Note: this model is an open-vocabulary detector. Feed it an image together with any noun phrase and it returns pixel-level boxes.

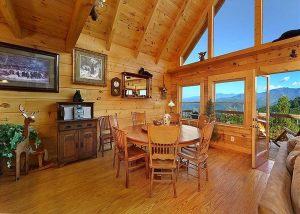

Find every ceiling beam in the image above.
[134,0,160,57]
[255,0,263,46]
[176,0,222,62]
[106,0,122,51]
[154,0,190,64]
[65,0,95,52]
[207,4,214,59]
[0,0,22,38]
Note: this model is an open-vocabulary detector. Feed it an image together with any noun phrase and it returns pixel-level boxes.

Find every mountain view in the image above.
[182,87,300,110]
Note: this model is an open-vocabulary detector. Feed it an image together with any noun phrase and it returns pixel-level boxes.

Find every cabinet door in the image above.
[79,128,97,159]
[59,130,79,164]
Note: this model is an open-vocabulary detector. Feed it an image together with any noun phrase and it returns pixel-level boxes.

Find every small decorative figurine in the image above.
[73,90,84,102]
[163,114,171,126]
[138,67,153,77]
[198,52,206,61]
[290,49,298,58]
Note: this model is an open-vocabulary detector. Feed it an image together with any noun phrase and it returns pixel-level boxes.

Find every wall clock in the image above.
[111,77,121,96]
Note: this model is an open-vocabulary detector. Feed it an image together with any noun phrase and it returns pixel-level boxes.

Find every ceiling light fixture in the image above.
[90,0,107,21]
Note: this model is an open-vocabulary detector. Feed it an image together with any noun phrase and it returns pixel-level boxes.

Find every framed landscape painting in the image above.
[0,42,59,92]
[73,48,107,86]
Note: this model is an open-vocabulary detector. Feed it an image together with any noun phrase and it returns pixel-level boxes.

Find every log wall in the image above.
[0,24,174,160]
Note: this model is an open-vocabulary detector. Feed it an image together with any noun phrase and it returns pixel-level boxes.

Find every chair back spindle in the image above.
[148,125,180,166]
[197,122,215,157]
[131,112,146,126]
[197,115,210,129]
[112,127,128,158]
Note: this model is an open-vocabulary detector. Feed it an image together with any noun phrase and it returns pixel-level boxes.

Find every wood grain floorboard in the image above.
[0,148,270,214]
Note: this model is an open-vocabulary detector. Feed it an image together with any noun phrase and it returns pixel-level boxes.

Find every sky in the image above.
[182,85,200,100]
[182,0,300,98]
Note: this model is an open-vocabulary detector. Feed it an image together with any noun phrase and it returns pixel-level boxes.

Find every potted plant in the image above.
[0,124,41,172]
[205,98,220,142]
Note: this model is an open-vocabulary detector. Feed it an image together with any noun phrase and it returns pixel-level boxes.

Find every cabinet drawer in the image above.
[59,121,97,131]
[83,121,97,129]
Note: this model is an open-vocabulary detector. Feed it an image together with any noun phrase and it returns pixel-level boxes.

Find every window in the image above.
[214,0,254,56]
[263,0,300,43]
[184,30,208,65]
[181,85,200,119]
[215,80,245,125]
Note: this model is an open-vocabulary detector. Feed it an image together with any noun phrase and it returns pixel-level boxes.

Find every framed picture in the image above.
[73,48,107,86]
[0,42,59,92]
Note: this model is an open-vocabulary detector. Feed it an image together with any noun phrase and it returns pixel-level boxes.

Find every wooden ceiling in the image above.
[0,0,213,62]
[83,0,211,62]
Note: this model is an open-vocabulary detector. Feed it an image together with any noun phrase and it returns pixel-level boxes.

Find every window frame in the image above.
[214,78,246,126]
[178,82,205,121]
[208,70,253,129]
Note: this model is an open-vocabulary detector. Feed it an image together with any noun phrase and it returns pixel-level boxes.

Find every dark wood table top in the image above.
[123,124,200,148]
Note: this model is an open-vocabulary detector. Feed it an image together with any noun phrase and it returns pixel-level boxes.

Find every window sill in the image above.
[215,122,247,129]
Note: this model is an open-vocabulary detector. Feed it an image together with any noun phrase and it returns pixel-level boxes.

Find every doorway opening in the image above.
[256,70,300,161]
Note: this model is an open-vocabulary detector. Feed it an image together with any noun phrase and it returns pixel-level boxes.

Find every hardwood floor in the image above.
[0,148,270,214]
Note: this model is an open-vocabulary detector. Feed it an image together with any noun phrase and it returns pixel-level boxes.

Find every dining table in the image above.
[123,124,200,148]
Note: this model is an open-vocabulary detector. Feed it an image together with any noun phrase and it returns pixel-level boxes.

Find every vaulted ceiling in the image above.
[0,0,213,63]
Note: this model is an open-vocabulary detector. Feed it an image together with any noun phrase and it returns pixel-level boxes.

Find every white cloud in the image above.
[280,76,290,82]
[292,81,300,86]
[269,85,283,90]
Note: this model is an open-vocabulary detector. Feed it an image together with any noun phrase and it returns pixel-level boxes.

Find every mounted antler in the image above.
[19,104,37,138]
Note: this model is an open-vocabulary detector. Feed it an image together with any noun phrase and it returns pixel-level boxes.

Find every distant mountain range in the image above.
[182,87,300,110]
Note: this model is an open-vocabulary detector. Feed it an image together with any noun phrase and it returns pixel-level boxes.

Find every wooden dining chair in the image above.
[148,125,180,198]
[177,122,215,192]
[131,111,146,126]
[112,126,149,188]
[197,114,210,129]
[98,116,114,157]
[170,112,181,125]
[108,113,119,168]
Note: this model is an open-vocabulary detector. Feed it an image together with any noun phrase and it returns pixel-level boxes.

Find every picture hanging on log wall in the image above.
[73,48,107,86]
[0,42,59,92]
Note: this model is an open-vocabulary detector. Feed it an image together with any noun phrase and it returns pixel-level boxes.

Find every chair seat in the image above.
[150,159,176,169]
[118,146,147,161]
[178,150,208,164]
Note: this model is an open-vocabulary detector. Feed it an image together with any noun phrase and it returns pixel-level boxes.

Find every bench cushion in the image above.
[291,157,300,213]
[258,143,293,214]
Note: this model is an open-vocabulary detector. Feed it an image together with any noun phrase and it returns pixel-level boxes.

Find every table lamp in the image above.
[168,100,175,113]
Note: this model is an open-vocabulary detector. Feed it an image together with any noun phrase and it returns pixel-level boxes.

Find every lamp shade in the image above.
[168,100,175,107]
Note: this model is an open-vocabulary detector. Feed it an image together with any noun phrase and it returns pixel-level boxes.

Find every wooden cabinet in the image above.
[57,119,97,167]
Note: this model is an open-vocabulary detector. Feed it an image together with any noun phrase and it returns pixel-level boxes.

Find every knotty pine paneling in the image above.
[0,27,173,161]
